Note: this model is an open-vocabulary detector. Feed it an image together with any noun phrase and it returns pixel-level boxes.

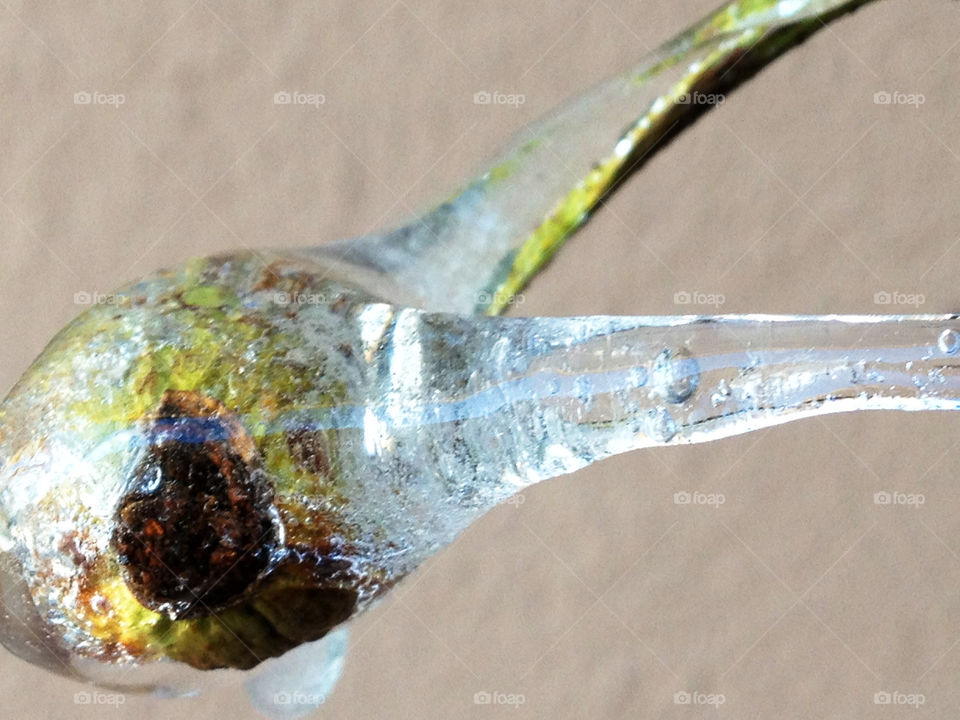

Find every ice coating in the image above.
[243,626,349,717]
[2,249,960,690]
[0,0,892,711]
[0,253,389,681]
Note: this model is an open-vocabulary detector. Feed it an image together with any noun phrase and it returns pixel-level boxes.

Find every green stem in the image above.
[311,0,880,316]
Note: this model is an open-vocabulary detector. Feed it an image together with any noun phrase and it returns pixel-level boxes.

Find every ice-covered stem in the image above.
[379,312,960,505]
[314,0,880,315]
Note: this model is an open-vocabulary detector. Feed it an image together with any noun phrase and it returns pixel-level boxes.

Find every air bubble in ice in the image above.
[711,379,732,407]
[629,366,648,388]
[850,359,867,385]
[938,329,960,356]
[652,348,700,404]
[545,376,561,396]
[647,407,677,442]
[574,376,595,411]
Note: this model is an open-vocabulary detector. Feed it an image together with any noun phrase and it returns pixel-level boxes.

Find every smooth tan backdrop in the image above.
[2,1,960,717]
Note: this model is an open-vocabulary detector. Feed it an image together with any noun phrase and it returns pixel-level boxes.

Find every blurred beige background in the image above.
[3,0,960,717]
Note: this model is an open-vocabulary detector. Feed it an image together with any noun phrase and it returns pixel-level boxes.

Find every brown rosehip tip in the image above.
[112,390,280,620]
